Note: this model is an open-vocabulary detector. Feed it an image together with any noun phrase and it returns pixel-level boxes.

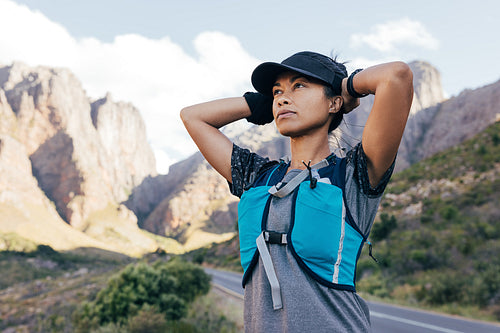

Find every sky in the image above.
[0,0,498,173]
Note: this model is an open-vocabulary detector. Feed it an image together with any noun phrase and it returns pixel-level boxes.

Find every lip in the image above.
[276,109,296,120]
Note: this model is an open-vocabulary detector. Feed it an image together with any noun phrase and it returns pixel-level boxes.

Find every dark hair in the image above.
[324,84,343,133]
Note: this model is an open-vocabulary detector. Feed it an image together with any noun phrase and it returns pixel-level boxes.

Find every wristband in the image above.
[347,69,368,98]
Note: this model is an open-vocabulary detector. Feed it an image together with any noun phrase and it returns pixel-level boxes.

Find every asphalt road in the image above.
[205,268,500,333]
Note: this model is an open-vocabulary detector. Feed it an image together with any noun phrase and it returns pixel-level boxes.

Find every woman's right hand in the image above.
[244,92,274,125]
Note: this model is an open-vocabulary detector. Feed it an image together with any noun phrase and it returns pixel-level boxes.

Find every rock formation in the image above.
[0,62,158,254]
[0,62,156,228]
[91,93,157,202]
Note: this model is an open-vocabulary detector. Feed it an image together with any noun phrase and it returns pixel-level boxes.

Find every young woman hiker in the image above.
[180,51,413,332]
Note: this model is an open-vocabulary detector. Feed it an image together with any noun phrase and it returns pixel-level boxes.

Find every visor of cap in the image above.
[251,62,332,96]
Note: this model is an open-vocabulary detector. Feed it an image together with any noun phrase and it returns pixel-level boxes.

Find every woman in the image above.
[181,51,413,332]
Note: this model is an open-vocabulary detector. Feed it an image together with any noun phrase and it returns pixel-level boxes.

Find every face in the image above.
[272,71,335,137]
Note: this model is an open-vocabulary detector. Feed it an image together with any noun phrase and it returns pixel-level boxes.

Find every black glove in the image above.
[243,92,274,125]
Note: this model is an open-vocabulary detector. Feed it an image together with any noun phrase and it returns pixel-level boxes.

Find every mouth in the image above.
[276,109,296,120]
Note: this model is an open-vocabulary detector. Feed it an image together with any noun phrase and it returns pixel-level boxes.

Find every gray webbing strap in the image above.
[268,159,329,198]
[256,232,283,310]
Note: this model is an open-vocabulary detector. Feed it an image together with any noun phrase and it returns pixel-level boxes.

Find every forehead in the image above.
[274,70,306,83]
[273,71,325,87]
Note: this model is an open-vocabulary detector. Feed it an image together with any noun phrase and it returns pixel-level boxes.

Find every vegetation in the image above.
[357,122,500,320]
[73,259,210,331]
[184,235,242,272]
[0,234,129,290]
[0,239,241,332]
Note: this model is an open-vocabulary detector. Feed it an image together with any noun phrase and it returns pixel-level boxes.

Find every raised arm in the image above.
[342,62,414,186]
[180,97,252,182]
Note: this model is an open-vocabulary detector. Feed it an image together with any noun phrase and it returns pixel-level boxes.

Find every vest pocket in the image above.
[292,182,345,283]
[238,187,271,271]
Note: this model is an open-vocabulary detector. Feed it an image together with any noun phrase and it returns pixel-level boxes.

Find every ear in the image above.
[328,96,343,114]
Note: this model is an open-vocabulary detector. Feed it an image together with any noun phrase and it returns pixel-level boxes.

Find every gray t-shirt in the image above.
[229,143,394,333]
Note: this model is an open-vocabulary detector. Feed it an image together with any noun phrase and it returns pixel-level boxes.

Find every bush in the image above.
[370,214,397,241]
[182,293,239,333]
[416,271,467,305]
[439,205,459,221]
[73,259,210,332]
[126,305,169,333]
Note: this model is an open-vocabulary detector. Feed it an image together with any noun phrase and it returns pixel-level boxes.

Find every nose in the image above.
[276,93,290,106]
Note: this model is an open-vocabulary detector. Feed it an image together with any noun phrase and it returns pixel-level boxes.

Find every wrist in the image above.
[347,69,368,98]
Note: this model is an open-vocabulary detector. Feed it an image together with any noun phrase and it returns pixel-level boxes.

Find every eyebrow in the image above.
[273,75,309,87]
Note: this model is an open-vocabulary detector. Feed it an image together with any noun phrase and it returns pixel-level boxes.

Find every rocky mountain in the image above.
[337,61,446,170]
[138,61,499,249]
[0,62,158,255]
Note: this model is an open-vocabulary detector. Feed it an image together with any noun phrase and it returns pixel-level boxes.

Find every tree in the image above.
[73,259,211,332]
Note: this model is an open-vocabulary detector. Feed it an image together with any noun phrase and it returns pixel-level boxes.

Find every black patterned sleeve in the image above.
[347,142,395,197]
[228,144,273,198]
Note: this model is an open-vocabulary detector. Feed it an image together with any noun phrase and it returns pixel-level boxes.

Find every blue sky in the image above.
[1,0,498,173]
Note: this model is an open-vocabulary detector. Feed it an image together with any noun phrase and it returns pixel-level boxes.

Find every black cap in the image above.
[251,51,347,96]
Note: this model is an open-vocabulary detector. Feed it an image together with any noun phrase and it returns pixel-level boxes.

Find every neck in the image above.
[288,132,331,170]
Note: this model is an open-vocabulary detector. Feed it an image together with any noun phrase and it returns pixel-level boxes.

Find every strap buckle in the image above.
[264,231,287,245]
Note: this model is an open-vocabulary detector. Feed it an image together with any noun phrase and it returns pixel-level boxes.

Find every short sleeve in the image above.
[229,144,273,198]
[346,142,394,197]
[344,142,395,236]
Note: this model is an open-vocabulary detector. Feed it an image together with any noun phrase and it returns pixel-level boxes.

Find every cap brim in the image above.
[251,62,329,96]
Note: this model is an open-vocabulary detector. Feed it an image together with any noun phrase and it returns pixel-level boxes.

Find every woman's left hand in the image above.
[340,77,360,114]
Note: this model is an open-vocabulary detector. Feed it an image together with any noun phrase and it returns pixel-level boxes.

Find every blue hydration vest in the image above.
[238,154,367,292]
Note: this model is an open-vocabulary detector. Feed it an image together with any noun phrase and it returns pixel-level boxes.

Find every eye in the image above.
[294,82,305,89]
[272,88,282,96]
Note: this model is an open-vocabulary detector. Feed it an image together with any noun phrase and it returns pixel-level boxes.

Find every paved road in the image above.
[205,268,500,333]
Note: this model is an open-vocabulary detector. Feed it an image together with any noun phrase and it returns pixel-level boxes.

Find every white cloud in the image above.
[345,56,402,72]
[350,18,439,53]
[0,0,260,173]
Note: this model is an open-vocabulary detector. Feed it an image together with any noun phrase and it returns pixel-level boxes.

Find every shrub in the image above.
[357,272,390,298]
[416,271,467,305]
[370,214,397,241]
[126,305,169,333]
[182,293,239,333]
[73,259,210,332]
[439,205,459,221]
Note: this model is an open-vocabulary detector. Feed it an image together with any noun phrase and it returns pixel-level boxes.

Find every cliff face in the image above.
[0,62,158,254]
[0,62,157,228]
[415,80,500,161]
[91,94,157,202]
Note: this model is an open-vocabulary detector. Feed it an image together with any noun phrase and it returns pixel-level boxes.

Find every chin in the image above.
[278,127,305,138]
[277,122,324,138]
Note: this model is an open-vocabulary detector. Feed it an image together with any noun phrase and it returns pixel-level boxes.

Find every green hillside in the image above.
[357,121,500,320]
